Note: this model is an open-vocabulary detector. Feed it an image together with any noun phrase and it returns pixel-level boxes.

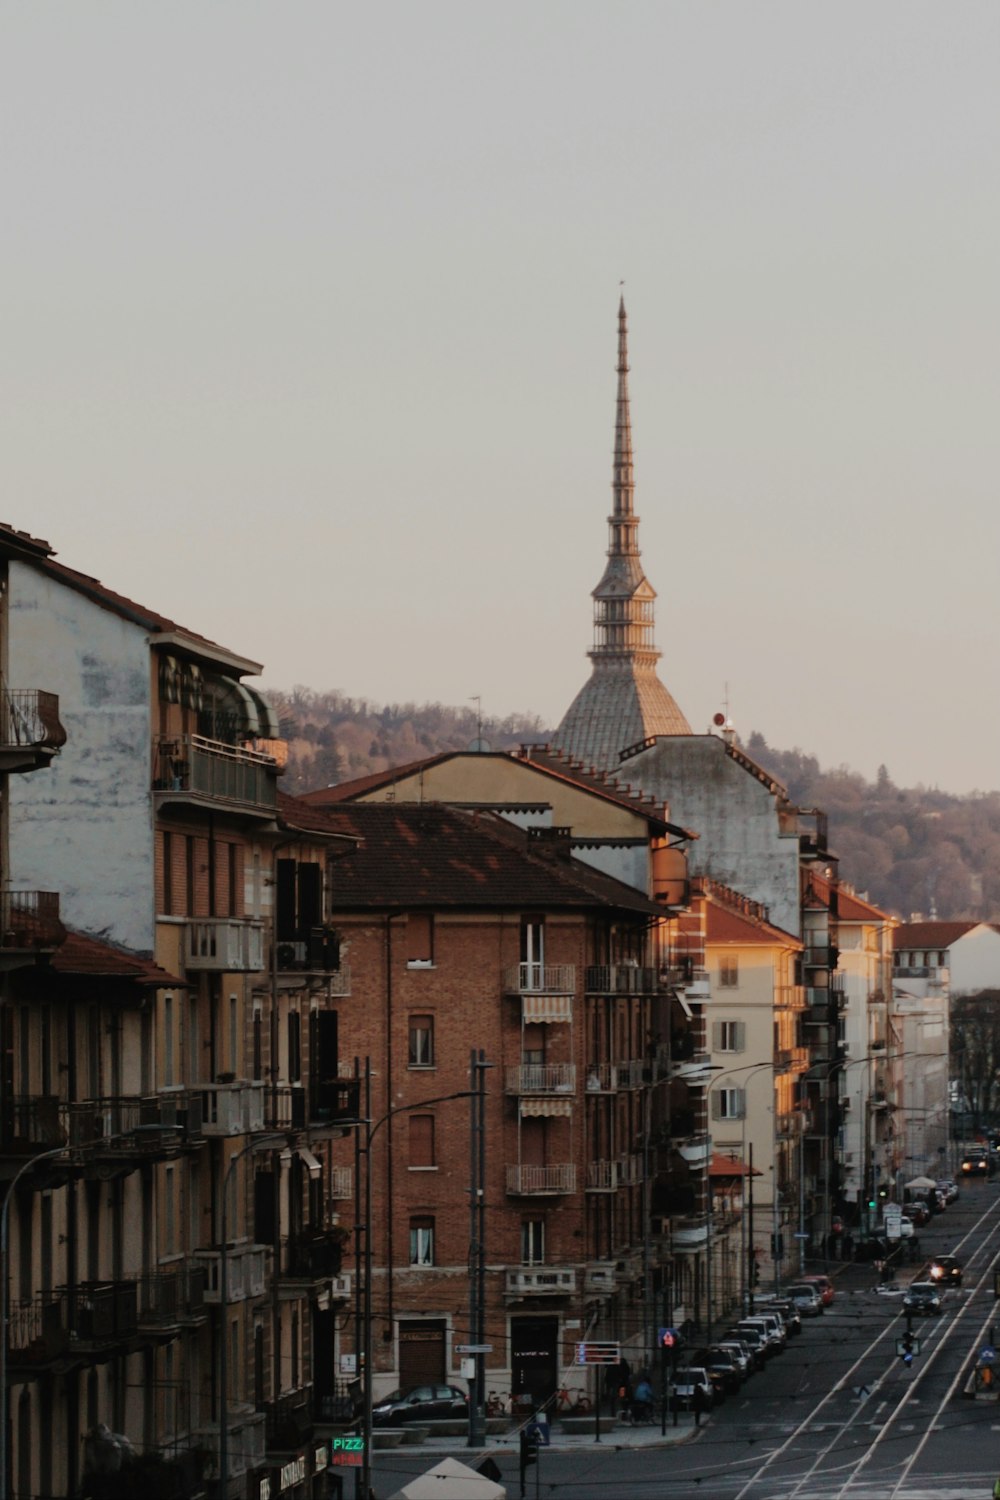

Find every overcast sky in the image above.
[5,3,999,792]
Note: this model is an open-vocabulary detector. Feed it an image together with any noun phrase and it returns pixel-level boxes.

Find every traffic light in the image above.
[770,1233,784,1258]
[878,1185,889,1201]
[900,1330,914,1366]
[867,1196,877,1211]
[520,1426,539,1482]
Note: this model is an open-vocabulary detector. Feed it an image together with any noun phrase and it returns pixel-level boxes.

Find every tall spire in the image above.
[552,296,691,773]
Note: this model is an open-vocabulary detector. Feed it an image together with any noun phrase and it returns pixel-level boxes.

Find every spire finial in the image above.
[612,292,634,531]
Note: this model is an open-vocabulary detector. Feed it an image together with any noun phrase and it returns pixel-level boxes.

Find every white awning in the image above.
[519,1098,573,1118]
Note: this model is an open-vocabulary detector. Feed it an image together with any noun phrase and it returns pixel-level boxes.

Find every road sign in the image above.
[895,1337,921,1358]
[980,1345,997,1364]
[658,1327,678,1349]
[575,1341,621,1365]
[793,1231,810,1239]
[455,1344,493,1354]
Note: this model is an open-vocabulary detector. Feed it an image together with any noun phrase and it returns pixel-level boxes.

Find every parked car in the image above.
[757,1296,801,1335]
[371,1384,468,1427]
[725,1326,767,1369]
[936,1180,959,1202]
[738,1315,785,1355]
[902,1281,942,1316]
[802,1274,835,1306]
[882,1215,915,1239]
[785,1283,824,1316]
[671,1367,715,1411]
[716,1340,752,1380]
[694,1346,741,1396]
[928,1255,963,1286]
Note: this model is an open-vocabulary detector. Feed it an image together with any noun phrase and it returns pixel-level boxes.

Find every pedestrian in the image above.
[693,1380,707,1428]
[991,1474,1000,1499]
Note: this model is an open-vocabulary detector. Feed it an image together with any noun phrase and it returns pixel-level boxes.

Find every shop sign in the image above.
[279,1456,306,1491]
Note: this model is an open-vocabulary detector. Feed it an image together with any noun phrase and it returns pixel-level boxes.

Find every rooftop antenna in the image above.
[712,683,736,744]
[468,696,490,754]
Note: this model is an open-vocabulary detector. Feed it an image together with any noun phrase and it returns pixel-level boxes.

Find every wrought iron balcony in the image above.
[62,1093,203,1156]
[264,1078,362,1132]
[194,1411,266,1482]
[1,1094,64,1153]
[0,688,66,772]
[505,1267,577,1297]
[0,890,63,952]
[264,1388,314,1453]
[506,1163,576,1195]
[281,1228,345,1282]
[137,1261,208,1328]
[505,1063,576,1095]
[8,1280,139,1369]
[503,963,575,997]
[584,965,659,995]
[276,930,350,989]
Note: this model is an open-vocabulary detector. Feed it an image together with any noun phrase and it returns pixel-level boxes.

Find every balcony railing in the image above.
[505,1268,577,1296]
[503,963,575,996]
[199,1080,265,1136]
[195,1244,268,1303]
[0,688,66,766]
[138,1262,207,1326]
[154,734,278,812]
[282,1229,345,1281]
[276,930,350,989]
[8,1281,139,1367]
[1,1094,64,1153]
[264,1078,362,1132]
[185,918,265,972]
[194,1411,266,1481]
[584,965,659,995]
[265,1388,314,1452]
[62,1092,203,1151]
[505,1063,576,1095]
[803,944,836,969]
[0,890,64,951]
[506,1163,576,1195]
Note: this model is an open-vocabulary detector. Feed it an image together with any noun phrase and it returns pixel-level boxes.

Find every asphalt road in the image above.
[372,1177,1000,1499]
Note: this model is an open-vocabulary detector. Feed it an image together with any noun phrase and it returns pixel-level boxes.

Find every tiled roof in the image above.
[298,803,661,915]
[709,1152,761,1178]
[51,931,185,986]
[836,887,891,922]
[706,903,800,947]
[277,790,364,840]
[893,920,993,950]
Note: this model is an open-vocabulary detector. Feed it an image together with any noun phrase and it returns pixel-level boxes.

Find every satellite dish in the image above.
[713,713,726,727]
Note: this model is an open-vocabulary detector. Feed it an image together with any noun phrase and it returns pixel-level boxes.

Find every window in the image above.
[712,1088,746,1120]
[409,1217,435,1265]
[162,830,173,914]
[521,918,545,985]
[409,1114,436,1169]
[409,1015,434,1068]
[521,1220,544,1265]
[718,957,739,988]
[406,914,434,966]
[713,1020,745,1053]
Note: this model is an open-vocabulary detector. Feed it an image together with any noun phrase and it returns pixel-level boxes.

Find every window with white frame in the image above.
[712,1088,746,1120]
[713,1020,745,1053]
[521,1220,544,1265]
[409,1218,435,1266]
[408,1014,435,1067]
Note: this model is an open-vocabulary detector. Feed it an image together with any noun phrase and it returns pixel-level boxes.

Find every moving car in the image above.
[802,1274,835,1306]
[785,1283,824,1316]
[902,1281,942,1316]
[961,1149,992,1177]
[928,1255,963,1286]
[371,1384,469,1427]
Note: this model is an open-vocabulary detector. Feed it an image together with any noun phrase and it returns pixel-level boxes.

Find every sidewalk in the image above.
[415,1413,700,1455]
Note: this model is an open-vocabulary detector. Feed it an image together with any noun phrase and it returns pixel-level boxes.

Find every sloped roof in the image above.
[894,920,998,950]
[0,522,261,675]
[706,903,800,948]
[50,931,185,986]
[295,801,661,915]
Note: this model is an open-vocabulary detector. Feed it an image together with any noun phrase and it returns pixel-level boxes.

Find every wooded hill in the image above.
[265,688,1000,923]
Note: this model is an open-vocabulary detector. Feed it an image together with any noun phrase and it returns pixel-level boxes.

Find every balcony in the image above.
[803,944,837,969]
[138,1261,208,1329]
[8,1280,139,1370]
[583,1059,647,1092]
[586,1154,643,1191]
[669,1052,717,1085]
[195,1243,268,1302]
[505,1267,577,1298]
[0,890,64,953]
[199,1080,265,1135]
[185,918,265,972]
[276,930,350,990]
[506,1163,576,1195]
[0,688,66,773]
[154,734,279,817]
[62,1093,203,1162]
[684,970,711,1000]
[265,1388,315,1453]
[505,1063,576,1095]
[264,1078,362,1132]
[195,1410,266,1482]
[503,963,575,997]
[1,1094,64,1154]
[670,1217,710,1249]
[281,1228,345,1284]
[585,965,659,995]
[678,1136,712,1168]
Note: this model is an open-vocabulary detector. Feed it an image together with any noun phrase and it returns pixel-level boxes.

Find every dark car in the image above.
[902,1281,942,1316]
[928,1255,963,1286]
[371,1383,468,1427]
[961,1150,992,1177]
[698,1346,742,1394]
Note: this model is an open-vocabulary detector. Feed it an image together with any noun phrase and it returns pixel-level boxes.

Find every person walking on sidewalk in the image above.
[693,1382,707,1428]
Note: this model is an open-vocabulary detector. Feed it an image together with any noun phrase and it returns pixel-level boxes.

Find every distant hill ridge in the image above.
[265,688,1000,923]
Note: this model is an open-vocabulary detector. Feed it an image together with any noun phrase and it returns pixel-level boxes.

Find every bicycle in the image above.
[555,1386,592,1415]
[485,1390,509,1417]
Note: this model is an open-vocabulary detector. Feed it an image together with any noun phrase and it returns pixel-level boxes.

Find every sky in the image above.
[4,3,999,793]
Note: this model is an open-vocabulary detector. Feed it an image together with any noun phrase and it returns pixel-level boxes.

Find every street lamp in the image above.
[0,1146,66,1500]
[358,1081,478,1500]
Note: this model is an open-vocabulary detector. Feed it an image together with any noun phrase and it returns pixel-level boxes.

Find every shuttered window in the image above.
[409,1114,435,1168]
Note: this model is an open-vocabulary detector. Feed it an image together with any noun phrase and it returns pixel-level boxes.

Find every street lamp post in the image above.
[358,1081,479,1500]
[0,1146,66,1500]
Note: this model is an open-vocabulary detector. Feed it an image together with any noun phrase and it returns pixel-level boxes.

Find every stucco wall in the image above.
[949,926,1000,995]
[7,561,155,952]
[623,736,802,934]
